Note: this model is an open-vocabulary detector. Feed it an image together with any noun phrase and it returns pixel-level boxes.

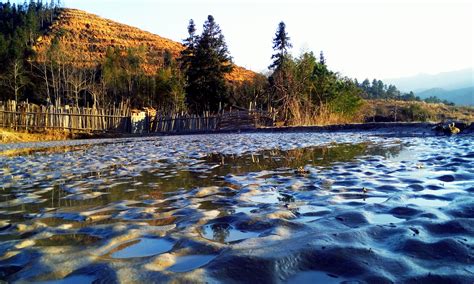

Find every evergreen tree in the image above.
[319,51,326,65]
[183,15,233,113]
[360,79,371,93]
[386,84,400,99]
[179,19,196,71]
[269,21,292,70]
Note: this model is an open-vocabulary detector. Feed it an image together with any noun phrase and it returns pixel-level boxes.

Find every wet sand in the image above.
[0,132,472,283]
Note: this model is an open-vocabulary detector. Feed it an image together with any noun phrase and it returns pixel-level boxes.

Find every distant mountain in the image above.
[385,68,474,93]
[417,87,474,106]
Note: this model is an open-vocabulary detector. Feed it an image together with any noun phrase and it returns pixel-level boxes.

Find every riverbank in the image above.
[1,121,473,144]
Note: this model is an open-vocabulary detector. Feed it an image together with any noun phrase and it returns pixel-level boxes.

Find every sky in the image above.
[60,0,473,80]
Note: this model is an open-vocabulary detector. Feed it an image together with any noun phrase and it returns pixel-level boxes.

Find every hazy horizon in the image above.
[55,0,473,80]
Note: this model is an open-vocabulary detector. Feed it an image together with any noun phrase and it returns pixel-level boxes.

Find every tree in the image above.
[386,84,400,99]
[101,46,146,107]
[371,79,385,99]
[183,15,233,113]
[231,75,268,109]
[179,19,196,72]
[1,59,28,103]
[360,79,371,94]
[311,50,338,107]
[0,1,60,103]
[269,21,292,70]
[319,51,326,65]
[155,51,186,113]
[328,78,364,117]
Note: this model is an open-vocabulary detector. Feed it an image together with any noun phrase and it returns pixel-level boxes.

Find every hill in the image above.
[417,87,474,106]
[33,8,257,83]
[385,68,473,93]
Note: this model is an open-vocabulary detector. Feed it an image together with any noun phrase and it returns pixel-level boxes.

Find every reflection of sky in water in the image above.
[110,238,174,259]
[167,255,217,273]
[367,213,404,225]
[406,198,450,208]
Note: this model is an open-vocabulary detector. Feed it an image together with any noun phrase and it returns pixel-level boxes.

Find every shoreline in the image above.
[1,122,473,145]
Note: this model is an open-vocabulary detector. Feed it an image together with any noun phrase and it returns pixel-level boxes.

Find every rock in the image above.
[432,122,466,135]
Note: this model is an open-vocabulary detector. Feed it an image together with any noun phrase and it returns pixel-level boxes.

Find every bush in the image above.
[401,104,432,121]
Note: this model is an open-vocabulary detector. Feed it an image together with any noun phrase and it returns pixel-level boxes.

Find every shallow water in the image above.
[0,132,473,283]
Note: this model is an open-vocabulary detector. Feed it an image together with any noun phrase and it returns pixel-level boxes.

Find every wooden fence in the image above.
[0,100,275,134]
[149,112,219,133]
[0,101,130,133]
[147,109,274,134]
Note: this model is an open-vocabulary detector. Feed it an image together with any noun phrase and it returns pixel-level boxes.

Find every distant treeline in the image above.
[0,1,455,125]
[356,78,454,106]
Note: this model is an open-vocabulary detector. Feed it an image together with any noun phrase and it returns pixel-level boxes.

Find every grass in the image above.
[363,100,474,123]
[0,128,71,144]
[278,100,474,126]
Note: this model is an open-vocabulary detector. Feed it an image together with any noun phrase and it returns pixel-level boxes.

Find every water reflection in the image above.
[201,223,260,243]
[0,142,399,231]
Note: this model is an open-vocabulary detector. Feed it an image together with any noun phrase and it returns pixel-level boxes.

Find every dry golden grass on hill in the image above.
[33,8,257,83]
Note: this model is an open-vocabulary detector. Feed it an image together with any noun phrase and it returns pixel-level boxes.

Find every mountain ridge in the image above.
[384,68,474,93]
[417,86,474,106]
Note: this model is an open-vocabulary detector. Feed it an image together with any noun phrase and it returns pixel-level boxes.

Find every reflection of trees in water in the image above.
[210,223,230,243]
[366,144,404,159]
[278,193,295,204]
[206,142,402,174]
[5,142,402,224]
[34,233,101,246]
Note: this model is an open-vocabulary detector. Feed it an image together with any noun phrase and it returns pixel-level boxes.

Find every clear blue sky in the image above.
[61,0,473,80]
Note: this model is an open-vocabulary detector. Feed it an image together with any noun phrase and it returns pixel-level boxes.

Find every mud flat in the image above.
[0,131,472,283]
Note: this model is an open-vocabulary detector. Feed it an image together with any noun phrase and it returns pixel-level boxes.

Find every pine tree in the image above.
[269,21,292,70]
[183,15,233,113]
[319,51,326,65]
[179,19,196,71]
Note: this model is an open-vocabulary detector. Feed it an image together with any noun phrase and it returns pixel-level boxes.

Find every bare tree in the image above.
[1,59,28,103]
[65,64,89,107]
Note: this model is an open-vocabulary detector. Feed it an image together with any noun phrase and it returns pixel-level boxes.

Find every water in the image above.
[167,255,217,273]
[37,275,96,284]
[108,237,174,259]
[0,132,473,283]
[367,213,404,225]
[200,223,260,243]
[285,271,342,284]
